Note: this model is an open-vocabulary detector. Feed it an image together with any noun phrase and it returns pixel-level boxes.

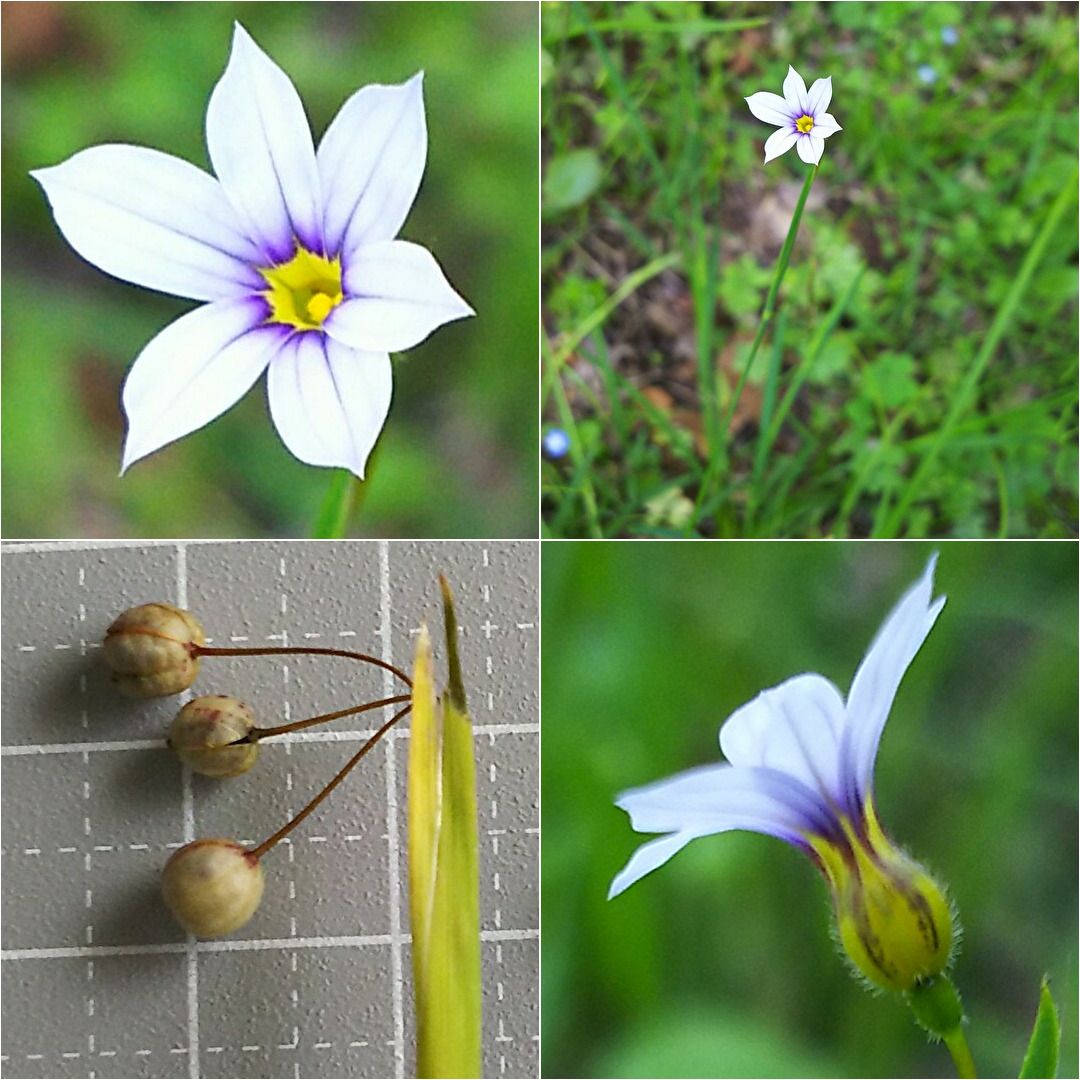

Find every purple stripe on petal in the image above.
[748,766,844,844]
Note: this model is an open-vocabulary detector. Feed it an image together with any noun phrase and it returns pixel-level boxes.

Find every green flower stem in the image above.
[943,1027,978,1080]
[694,163,818,528]
[311,469,357,538]
[906,976,977,1079]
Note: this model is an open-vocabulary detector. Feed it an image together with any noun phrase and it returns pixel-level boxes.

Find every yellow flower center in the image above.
[259,245,343,330]
[807,799,953,992]
[795,115,815,134]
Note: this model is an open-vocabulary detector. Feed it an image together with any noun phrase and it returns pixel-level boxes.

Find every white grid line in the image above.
[177,542,201,1080]
[379,540,406,1080]
[1,929,537,962]
[0,724,538,757]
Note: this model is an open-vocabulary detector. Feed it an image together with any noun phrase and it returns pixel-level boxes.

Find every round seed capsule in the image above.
[161,839,264,938]
[168,696,259,778]
[103,603,205,698]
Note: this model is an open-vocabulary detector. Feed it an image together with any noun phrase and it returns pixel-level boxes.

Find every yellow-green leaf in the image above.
[1019,978,1060,1079]
[408,579,481,1078]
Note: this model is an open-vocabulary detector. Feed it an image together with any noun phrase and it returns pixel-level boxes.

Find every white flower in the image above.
[31,23,474,478]
[745,65,842,166]
[609,556,954,992]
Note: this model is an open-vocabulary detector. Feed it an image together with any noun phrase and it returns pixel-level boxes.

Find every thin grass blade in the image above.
[407,579,481,1078]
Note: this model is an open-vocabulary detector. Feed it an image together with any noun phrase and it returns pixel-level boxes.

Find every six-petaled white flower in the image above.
[609,556,956,993]
[745,65,842,166]
[31,23,474,478]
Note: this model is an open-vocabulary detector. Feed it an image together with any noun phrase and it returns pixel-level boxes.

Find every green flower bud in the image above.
[103,602,205,698]
[810,800,954,993]
[168,695,259,778]
[161,839,264,938]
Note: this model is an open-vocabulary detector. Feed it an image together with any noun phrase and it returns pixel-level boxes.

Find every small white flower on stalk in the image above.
[745,65,842,166]
[609,556,957,996]
[31,23,474,478]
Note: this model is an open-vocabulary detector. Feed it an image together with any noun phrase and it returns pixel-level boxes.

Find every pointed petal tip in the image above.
[119,442,142,476]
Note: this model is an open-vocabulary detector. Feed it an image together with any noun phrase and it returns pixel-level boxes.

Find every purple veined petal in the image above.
[842,555,947,811]
[317,73,427,258]
[719,674,848,807]
[783,65,810,114]
[206,23,323,264]
[813,113,843,138]
[121,296,283,472]
[744,90,796,127]
[325,240,474,354]
[617,761,840,841]
[796,133,825,165]
[763,127,799,164]
[807,75,833,116]
[267,332,392,478]
[31,145,266,302]
[609,763,830,898]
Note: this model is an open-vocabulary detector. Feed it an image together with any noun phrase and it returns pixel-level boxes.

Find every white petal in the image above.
[763,127,798,164]
[317,73,427,258]
[843,555,946,805]
[807,75,833,116]
[121,297,282,471]
[616,762,831,838]
[267,333,392,478]
[31,146,265,302]
[326,240,474,353]
[796,134,825,165]
[608,833,700,900]
[609,763,829,898]
[719,674,847,804]
[744,91,795,127]
[783,66,810,113]
[813,113,843,138]
[206,23,322,264]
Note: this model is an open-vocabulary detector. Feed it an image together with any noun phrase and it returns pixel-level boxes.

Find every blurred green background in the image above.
[542,541,1077,1078]
[2,1,537,538]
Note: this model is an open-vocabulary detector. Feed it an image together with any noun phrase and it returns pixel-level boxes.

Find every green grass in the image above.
[541,1,1078,537]
[541,541,1078,1078]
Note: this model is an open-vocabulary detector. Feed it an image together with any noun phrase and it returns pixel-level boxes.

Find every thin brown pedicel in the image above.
[192,644,411,689]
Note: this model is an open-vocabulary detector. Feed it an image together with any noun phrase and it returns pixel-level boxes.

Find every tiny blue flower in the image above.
[941,26,958,46]
[543,428,571,459]
[917,65,937,85]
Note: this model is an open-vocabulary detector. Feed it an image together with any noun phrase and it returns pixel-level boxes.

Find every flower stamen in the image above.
[795,115,815,134]
[260,244,343,330]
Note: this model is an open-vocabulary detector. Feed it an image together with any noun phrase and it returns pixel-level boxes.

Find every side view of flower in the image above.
[610,556,955,989]
[31,23,474,478]
[745,64,842,165]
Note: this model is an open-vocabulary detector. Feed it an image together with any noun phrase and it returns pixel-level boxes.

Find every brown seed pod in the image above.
[161,839,264,938]
[102,602,205,698]
[168,695,259,778]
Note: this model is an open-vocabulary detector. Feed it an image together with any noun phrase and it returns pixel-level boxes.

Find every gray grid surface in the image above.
[1,540,539,1079]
